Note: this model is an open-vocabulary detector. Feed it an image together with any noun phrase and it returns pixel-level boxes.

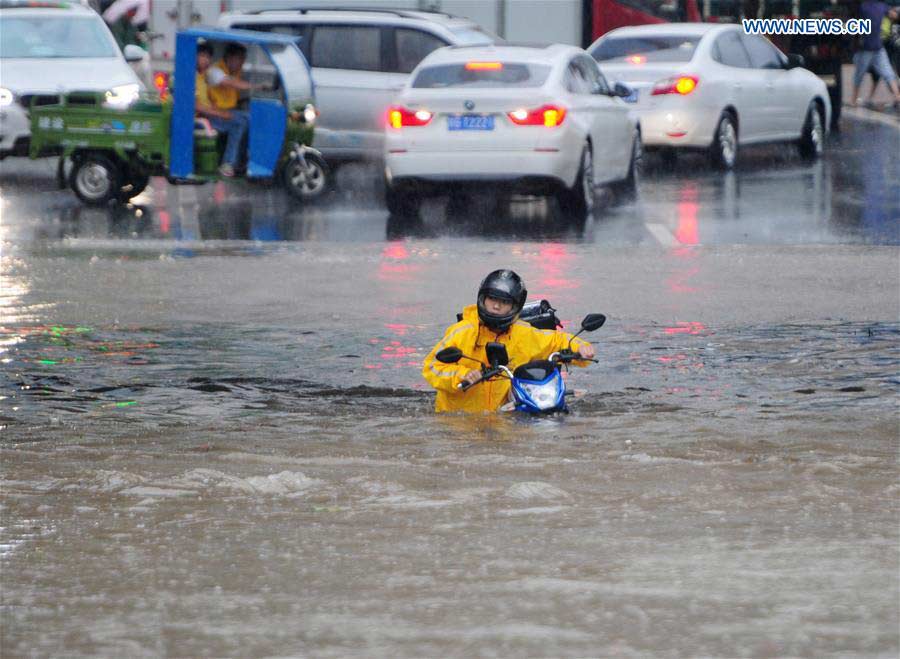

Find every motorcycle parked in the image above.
[435,312,605,414]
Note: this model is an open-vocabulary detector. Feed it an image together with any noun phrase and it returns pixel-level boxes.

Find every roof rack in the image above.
[244,6,459,20]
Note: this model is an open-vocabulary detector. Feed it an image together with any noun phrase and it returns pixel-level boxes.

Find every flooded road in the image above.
[1,117,898,656]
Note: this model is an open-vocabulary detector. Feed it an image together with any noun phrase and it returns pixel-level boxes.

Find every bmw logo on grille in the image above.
[464,100,475,111]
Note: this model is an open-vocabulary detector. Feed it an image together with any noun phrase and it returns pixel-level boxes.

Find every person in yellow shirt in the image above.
[209,42,257,112]
[422,270,596,413]
[195,41,248,177]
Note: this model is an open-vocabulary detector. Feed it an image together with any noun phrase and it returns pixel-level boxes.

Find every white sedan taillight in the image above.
[651,76,699,96]
[507,104,566,127]
[387,106,433,129]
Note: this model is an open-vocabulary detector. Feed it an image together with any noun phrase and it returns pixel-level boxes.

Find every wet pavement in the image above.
[1,113,898,248]
[1,117,898,657]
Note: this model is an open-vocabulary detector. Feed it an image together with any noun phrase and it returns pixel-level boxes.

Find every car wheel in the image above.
[611,130,642,201]
[558,144,594,221]
[798,102,824,160]
[384,183,420,217]
[282,151,330,202]
[70,153,122,206]
[709,113,738,170]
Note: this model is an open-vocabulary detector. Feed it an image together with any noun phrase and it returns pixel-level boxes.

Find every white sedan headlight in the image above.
[0,87,14,107]
[104,83,140,108]
[519,380,562,410]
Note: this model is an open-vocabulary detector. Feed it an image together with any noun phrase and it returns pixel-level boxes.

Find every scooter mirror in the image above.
[485,342,509,367]
[581,314,606,332]
[435,347,463,363]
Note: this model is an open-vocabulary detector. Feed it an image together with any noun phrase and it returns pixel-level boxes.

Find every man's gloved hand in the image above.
[576,343,596,360]
[461,369,483,387]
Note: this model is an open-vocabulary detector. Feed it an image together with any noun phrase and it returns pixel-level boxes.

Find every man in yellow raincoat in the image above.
[422,269,596,413]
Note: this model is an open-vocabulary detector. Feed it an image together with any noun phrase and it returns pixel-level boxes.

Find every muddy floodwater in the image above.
[1,229,897,658]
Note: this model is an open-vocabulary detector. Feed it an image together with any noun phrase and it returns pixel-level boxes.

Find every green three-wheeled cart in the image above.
[28,27,328,206]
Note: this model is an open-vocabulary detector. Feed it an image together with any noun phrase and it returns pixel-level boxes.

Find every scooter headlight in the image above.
[519,380,562,411]
[0,87,14,107]
[105,83,140,108]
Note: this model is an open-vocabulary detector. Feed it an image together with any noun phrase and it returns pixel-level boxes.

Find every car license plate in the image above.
[448,114,494,131]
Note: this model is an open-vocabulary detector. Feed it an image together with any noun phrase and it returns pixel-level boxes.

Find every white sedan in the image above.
[383,44,641,219]
[589,23,830,168]
[0,1,144,159]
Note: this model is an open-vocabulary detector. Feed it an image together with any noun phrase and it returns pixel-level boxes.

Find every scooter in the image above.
[435,312,606,414]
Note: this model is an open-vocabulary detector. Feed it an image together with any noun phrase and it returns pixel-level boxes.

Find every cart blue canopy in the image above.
[170,27,313,179]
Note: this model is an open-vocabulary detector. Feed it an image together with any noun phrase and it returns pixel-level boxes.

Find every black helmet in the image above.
[477,269,527,332]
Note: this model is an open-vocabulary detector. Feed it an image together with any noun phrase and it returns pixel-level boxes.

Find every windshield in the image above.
[591,35,701,63]
[265,43,313,106]
[412,62,551,89]
[0,16,119,58]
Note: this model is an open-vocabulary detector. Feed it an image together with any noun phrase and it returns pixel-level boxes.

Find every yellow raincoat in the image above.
[422,304,592,413]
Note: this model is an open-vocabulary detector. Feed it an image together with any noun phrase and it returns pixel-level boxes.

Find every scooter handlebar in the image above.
[457,367,505,390]
[551,350,598,364]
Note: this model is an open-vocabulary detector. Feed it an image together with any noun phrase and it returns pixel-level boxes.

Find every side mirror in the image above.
[785,54,805,69]
[613,82,632,98]
[435,347,463,364]
[123,44,146,63]
[485,342,509,367]
[581,313,606,332]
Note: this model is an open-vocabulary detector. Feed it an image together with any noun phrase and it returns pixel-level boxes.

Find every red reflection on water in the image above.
[366,323,424,370]
[159,210,171,234]
[667,263,700,293]
[524,243,581,298]
[675,209,698,245]
[665,184,703,294]
[675,185,699,245]
[383,243,408,260]
[379,241,422,281]
[656,353,705,373]
[385,323,412,336]
[664,322,707,335]
[657,354,688,363]
[380,341,418,360]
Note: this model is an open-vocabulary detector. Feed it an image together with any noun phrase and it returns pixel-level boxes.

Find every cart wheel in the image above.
[282,151,330,202]
[70,153,122,206]
[119,172,150,202]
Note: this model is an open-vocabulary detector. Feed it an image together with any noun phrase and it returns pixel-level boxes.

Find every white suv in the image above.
[218,7,496,164]
[0,0,144,159]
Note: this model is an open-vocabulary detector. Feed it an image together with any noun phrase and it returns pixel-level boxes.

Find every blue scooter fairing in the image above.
[511,360,567,413]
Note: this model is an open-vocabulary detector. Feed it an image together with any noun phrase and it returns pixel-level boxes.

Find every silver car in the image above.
[0,0,144,159]
[218,7,497,164]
